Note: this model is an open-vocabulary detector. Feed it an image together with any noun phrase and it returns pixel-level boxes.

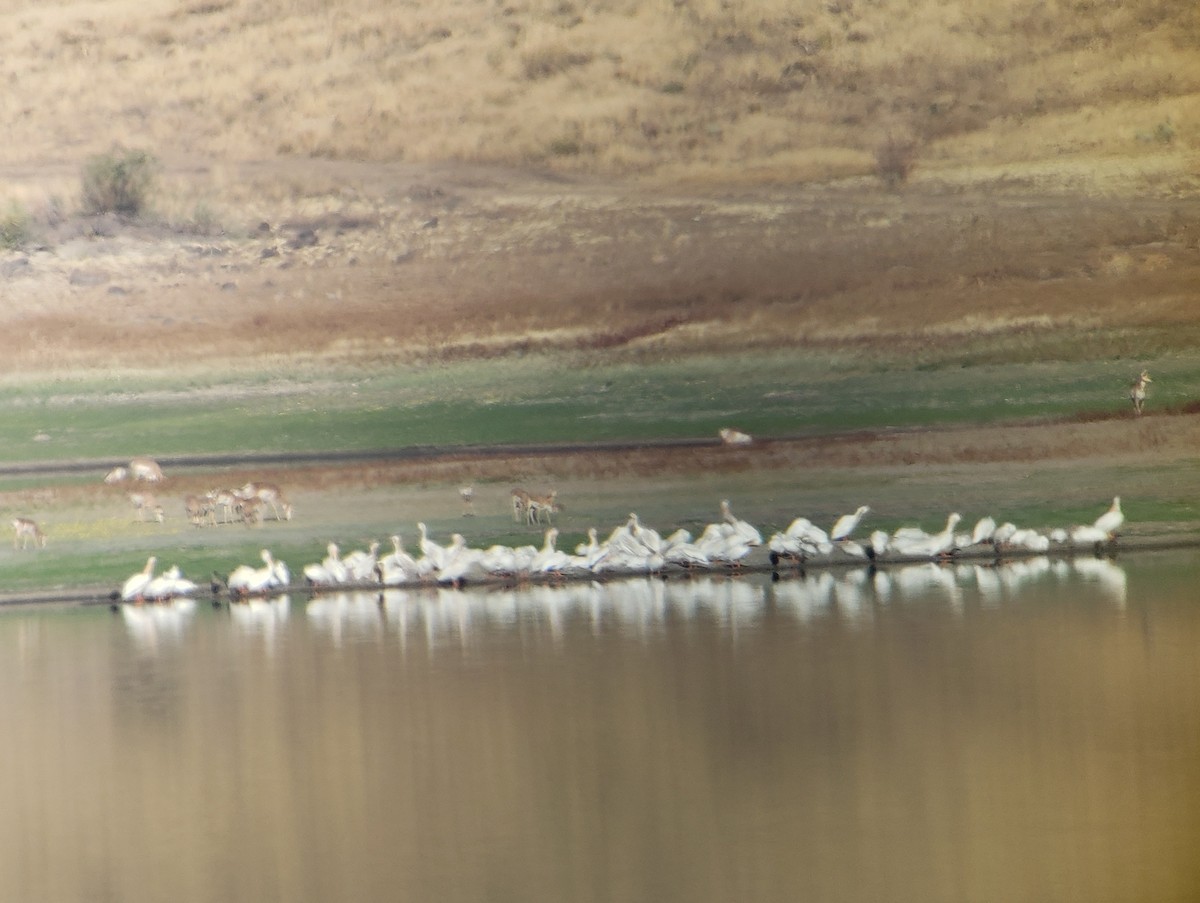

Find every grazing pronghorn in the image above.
[526,489,559,526]
[129,492,165,523]
[104,456,165,483]
[239,482,293,521]
[1130,370,1152,416]
[184,494,216,527]
[11,517,46,550]
[236,495,264,527]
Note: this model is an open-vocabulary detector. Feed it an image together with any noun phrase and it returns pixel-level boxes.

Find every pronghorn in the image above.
[184,494,216,527]
[719,427,753,445]
[129,456,165,481]
[511,487,531,523]
[460,485,475,517]
[526,489,559,526]
[238,482,293,521]
[11,517,46,550]
[103,466,128,484]
[235,495,264,527]
[1130,370,1151,416]
[208,488,240,524]
[129,492,165,523]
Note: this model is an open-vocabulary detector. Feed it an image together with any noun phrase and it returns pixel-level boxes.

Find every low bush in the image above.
[81,147,158,217]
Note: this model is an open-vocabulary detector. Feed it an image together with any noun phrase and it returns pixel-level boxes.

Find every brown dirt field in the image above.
[2,160,1199,372]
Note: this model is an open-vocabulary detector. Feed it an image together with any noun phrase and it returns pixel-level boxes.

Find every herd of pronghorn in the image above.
[8,455,294,554]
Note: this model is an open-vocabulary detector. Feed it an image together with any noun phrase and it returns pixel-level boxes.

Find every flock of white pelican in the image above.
[116,496,1128,603]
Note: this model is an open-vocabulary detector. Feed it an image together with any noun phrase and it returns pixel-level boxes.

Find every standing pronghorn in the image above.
[526,489,559,526]
[11,517,46,550]
[238,482,293,521]
[1130,370,1152,416]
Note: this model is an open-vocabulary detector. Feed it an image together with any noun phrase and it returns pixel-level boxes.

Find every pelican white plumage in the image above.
[342,540,380,583]
[1069,524,1111,547]
[830,506,870,542]
[228,549,287,597]
[719,499,763,546]
[303,542,350,586]
[892,513,962,559]
[417,522,451,575]
[1092,496,1124,538]
[377,535,419,585]
[120,556,157,602]
[143,565,199,601]
[970,516,997,546]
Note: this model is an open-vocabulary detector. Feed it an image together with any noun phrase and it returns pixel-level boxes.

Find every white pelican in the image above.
[378,535,419,585]
[342,540,380,583]
[1069,524,1111,547]
[120,556,157,602]
[144,565,199,601]
[970,516,997,546]
[719,499,763,546]
[228,550,288,597]
[893,513,962,559]
[303,542,349,586]
[830,506,870,542]
[436,535,488,587]
[1092,497,1124,538]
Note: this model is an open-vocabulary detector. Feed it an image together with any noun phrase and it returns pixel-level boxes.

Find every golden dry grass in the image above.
[0,0,1194,190]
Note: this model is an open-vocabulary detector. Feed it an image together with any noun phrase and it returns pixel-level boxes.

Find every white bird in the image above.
[719,499,763,546]
[830,506,870,542]
[719,427,753,445]
[417,522,451,574]
[1092,496,1124,538]
[143,564,198,601]
[342,540,380,582]
[1069,524,1112,547]
[120,556,157,602]
[377,535,419,585]
[228,549,287,597]
[893,513,962,559]
[970,516,997,546]
[303,542,350,585]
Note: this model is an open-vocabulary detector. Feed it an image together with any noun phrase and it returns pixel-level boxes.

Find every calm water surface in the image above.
[2,551,1199,902]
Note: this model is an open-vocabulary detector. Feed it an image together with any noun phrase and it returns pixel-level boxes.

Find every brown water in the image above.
[0,552,1198,902]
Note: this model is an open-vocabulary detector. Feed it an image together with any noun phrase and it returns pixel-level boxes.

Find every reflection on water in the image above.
[0,553,1197,902]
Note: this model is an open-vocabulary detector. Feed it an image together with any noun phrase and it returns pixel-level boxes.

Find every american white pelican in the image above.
[120,556,157,602]
[228,550,288,597]
[303,542,349,586]
[970,516,997,546]
[144,565,199,601]
[1092,496,1124,538]
[892,513,962,559]
[378,535,419,585]
[830,506,870,542]
[1069,524,1111,547]
[342,541,380,583]
[719,499,763,546]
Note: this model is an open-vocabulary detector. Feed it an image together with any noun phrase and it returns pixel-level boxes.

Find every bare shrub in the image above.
[874,134,918,187]
[81,147,158,217]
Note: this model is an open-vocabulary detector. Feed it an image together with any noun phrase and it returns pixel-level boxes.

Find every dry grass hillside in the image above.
[0,1,1194,373]
[0,0,1196,187]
